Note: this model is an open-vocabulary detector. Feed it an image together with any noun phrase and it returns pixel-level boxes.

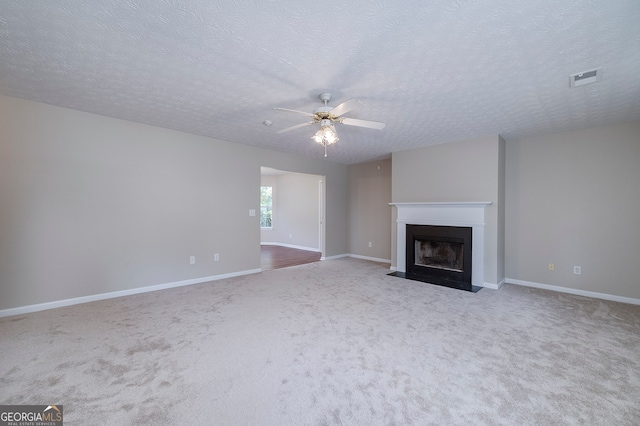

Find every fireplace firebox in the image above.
[405,224,478,292]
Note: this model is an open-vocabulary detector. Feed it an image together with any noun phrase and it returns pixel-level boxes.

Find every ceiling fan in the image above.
[274,93,385,157]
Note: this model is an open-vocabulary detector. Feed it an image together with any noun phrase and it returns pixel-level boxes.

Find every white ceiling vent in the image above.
[570,68,602,88]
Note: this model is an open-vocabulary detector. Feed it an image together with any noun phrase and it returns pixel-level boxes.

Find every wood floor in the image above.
[261,245,321,271]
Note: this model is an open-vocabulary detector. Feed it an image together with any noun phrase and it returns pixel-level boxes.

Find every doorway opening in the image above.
[260,167,325,269]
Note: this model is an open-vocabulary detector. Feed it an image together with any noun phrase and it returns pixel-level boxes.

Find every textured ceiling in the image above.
[1,1,639,164]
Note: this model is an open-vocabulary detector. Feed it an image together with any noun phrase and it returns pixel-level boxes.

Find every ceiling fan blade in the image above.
[329,99,361,117]
[273,107,316,118]
[276,121,316,134]
[340,117,386,130]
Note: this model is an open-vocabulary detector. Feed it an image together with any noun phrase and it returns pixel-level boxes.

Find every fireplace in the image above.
[405,224,474,291]
[390,202,491,292]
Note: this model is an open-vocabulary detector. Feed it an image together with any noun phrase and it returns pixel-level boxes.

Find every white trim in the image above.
[506,278,640,305]
[481,278,505,290]
[0,268,262,318]
[324,253,349,260]
[260,242,321,252]
[348,254,391,264]
[398,219,486,227]
[390,202,492,207]
[318,179,323,254]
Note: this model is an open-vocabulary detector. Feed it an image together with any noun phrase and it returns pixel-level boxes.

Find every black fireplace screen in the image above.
[405,224,473,291]
[414,239,464,272]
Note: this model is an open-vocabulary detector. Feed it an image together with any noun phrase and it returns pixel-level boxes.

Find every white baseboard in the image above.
[0,268,262,318]
[323,253,349,260]
[506,278,640,305]
[261,242,321,252]
[325,254,391,263]
[348,254,391,264]
[480,278,506,290]
[480,282,499,290]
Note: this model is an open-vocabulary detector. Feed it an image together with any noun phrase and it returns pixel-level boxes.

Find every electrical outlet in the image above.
[190,256,196,265]
[573,266,581,275]
[368,242,372,247]
[214,253,220,261]
[548,263,554,271]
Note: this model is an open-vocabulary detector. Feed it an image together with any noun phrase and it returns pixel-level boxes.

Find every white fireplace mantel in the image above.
[390,202,492,287]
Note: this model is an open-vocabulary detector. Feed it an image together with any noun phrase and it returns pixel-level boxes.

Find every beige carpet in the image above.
[1,258,639,425]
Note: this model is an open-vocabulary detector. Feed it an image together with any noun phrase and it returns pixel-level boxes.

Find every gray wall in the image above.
[3,94,637,311]
[275,172,321,250]
[391,135,505,286]
[0,95,348,310]
[505,121,640,299]
[348,159,392,261]
[261,172,322,251]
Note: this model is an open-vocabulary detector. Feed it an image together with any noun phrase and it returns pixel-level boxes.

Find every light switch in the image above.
[249,209,256,216]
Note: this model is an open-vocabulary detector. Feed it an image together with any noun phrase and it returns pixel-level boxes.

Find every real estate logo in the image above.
[0,405,63,426]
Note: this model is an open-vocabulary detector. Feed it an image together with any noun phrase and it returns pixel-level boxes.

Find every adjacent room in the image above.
[260,168,324,271]
[1,1,639,424]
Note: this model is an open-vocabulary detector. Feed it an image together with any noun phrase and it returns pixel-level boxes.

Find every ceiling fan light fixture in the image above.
[311,120,339,157]
[312,123,339,145]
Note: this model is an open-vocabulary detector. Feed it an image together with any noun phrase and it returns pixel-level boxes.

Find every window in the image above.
[260,186,272,228]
